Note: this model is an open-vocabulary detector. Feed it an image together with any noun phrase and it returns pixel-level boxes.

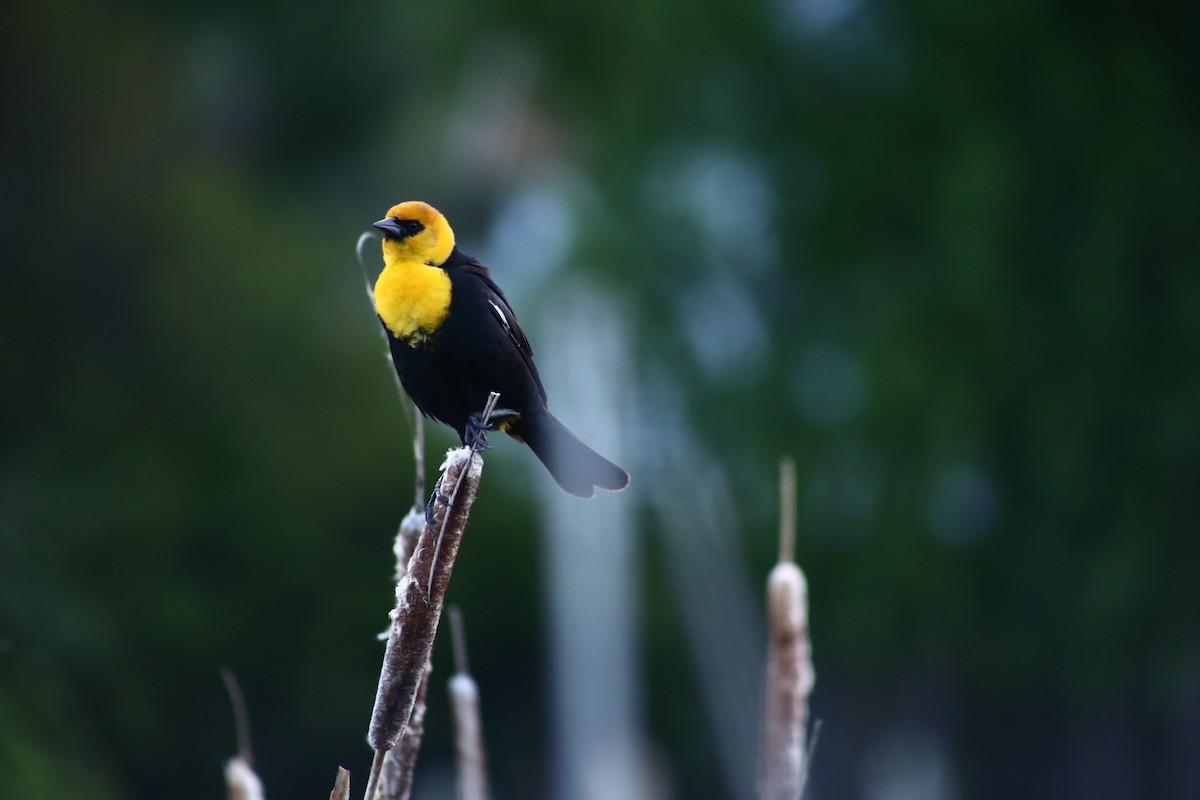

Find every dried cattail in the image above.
[449,607,489,800]
[369,446,482,749]
[362,393,494,800]
[225,757,264,800]
[379,662,432,800]
[393,506,425,585]
[377,404,433,800]
[220,668,264,800]
[330,766,351,800]
[760,457,815,800]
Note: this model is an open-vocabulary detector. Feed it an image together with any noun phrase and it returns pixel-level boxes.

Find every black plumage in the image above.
[379,240,629,498]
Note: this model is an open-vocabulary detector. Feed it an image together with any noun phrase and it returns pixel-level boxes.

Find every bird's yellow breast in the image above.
[374,258,452,344]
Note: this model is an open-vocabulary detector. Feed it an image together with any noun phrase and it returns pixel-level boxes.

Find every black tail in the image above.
[519,411,630,498]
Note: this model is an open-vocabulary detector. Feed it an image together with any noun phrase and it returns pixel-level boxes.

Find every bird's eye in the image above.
[401,219,425,236]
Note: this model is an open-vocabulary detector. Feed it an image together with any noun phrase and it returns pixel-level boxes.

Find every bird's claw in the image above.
[424,489,450,527]
[465,407,521,453]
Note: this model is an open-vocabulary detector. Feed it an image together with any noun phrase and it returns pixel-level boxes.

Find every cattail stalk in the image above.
[378,502,433,800]
[362,394,496,800]
[760,456,815,800]
[379,661,432,800]
[221,668,264,800]
[330,766,352,800]
[448,607,489,800]
[411,403,426,509]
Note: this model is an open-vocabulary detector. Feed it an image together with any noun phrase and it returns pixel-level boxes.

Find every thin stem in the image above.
[355,232,377,270]
[219,666,253,766]
[412,402,425,510]
[449,606,470,677]
[778,456,796,565]
[363,749,387,800]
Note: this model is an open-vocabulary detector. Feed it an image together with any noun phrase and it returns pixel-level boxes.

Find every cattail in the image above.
[379,662,432,800]
[378,507,432,800]
[393,506,426,587]
[760,457,815,800]
[225,758,264,800]
[221,668,264,800]
[377,407,432,800]
[449,607,489,800]
[362,393,496,800]
[330,767,351,800]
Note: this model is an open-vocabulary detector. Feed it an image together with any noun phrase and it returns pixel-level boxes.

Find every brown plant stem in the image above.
[330,766,352,800]
[362,397,491,800]
[379,505,433,800]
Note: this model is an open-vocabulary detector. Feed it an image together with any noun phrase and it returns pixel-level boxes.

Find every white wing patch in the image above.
[488,299,514,340]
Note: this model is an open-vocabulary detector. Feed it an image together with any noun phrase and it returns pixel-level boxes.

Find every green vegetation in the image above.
[2,0,1196,797]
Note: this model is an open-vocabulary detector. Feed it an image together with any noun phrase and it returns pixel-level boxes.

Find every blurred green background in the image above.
[2,0,1198,798]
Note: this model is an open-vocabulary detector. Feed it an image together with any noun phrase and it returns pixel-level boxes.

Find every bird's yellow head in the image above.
[373,201,456,267]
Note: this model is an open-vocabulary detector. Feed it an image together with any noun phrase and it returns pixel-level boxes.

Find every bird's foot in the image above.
[465,408,521,453]
[425,488,450,528]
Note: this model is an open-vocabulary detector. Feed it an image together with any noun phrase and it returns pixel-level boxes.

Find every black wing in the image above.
[456,253,548,405]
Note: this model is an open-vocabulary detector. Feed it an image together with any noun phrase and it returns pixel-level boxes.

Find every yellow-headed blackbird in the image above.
[372,201,630,498]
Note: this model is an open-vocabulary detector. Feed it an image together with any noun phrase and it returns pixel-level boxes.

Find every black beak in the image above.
[373,217,406,239]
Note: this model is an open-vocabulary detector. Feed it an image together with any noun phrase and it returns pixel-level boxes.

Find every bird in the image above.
[371,200,630,498]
